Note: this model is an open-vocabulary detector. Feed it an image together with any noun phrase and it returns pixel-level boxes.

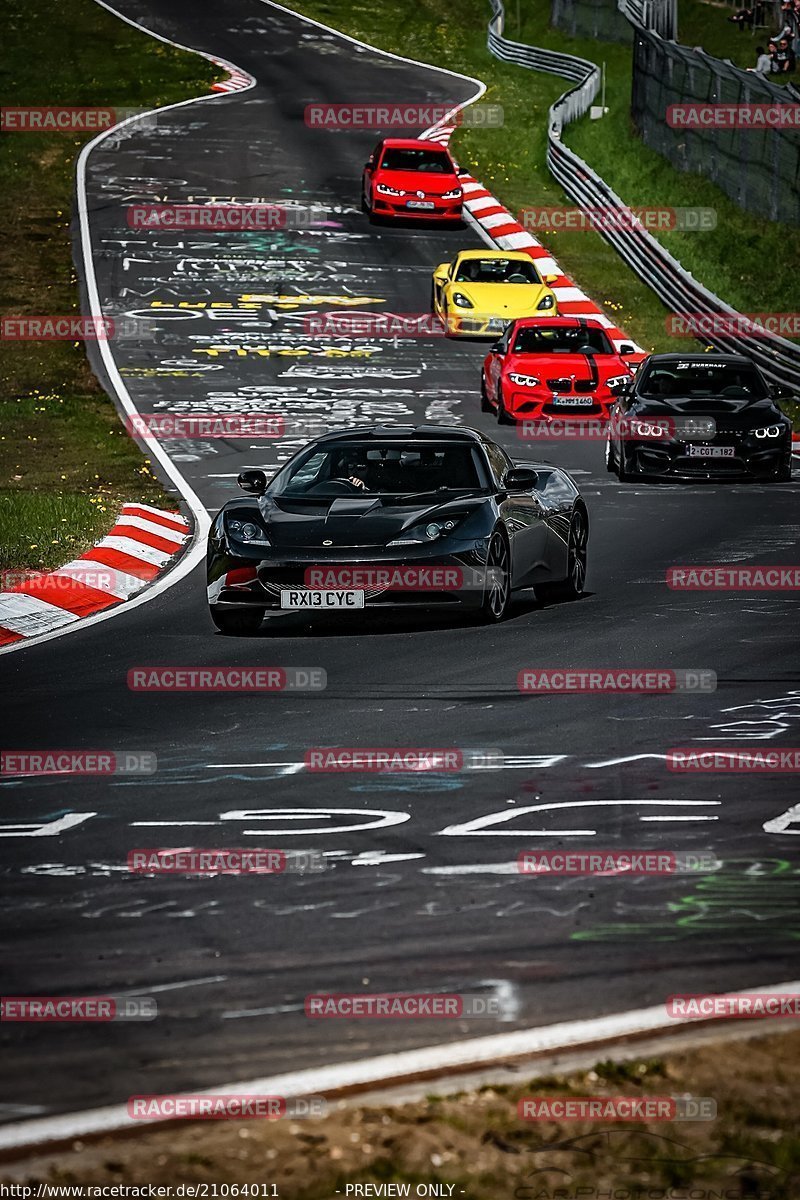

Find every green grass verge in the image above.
[0,0,222,573]
[293,0,799,359]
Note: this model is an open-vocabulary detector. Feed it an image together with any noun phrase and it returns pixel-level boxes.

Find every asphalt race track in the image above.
[1,0,799,1123]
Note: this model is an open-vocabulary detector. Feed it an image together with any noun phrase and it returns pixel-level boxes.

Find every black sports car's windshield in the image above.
[638,360,768,399]
[512,324,613,355]
[272,441,486,499]
[454,258,540,285]
[379,148,453,173]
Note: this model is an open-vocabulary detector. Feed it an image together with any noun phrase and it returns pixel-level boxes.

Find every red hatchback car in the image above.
[361,137,464,223]
[481,316,645,424]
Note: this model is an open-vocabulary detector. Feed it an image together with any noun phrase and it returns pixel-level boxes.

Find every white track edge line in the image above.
[1,978,798,1150]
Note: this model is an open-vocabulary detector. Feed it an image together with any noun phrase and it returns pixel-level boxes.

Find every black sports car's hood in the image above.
[257,494,483,548]
[635,396,783,424]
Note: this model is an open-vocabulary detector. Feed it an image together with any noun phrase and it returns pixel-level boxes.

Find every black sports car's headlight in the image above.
[628,419,671,439]
[752,425,783,439]
[388,515,465,546]
[225,515,272,547]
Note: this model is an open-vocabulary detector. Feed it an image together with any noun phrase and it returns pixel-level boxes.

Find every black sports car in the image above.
[206,425,588,634]
[605,353,793,482]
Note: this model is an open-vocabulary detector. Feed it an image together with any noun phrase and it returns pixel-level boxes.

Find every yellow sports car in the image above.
[431,249,558,337]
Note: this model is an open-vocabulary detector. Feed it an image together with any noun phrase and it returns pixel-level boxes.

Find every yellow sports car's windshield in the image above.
[454,258,540,284]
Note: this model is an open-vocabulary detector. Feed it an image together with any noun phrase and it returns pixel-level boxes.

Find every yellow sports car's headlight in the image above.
[452,292,474,309]
[537,294,556,311]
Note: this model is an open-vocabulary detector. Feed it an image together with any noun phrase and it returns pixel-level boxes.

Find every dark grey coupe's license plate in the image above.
[685,445,734,458]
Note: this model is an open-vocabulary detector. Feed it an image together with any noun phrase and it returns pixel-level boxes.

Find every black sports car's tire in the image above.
[496,387,514,426]
[480,377,493,413]
[775,458,792,482]
[604,436,617,474]
[480,532,512,623]
[537,508,588,603]
[617,449,632,482]
[210,607,264,635]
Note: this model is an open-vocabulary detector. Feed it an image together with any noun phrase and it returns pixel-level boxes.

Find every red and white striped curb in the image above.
[210,59,255,93]
[0,504,190,647]
[419,126,643,354]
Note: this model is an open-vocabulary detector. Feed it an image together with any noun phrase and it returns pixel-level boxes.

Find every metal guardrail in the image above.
[486,0,800,387]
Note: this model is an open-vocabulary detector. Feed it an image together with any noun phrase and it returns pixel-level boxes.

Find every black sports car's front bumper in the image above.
[207,541,492,613]
[620,436,791,481]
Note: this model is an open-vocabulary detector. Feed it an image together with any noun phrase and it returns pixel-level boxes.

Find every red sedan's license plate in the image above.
[553,397,594,406]
[406,200,435,210]
[685,445,735,458]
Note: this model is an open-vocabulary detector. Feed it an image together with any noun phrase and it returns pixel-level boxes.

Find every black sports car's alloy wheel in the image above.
[481,533,511,622]
[210,607,264,635]
[539,510,588,603]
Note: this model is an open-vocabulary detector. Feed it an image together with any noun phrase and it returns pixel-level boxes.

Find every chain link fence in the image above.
[631,28,800,225]
[551,0,676,44]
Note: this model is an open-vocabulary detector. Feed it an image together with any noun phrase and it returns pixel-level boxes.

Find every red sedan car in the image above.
[361,137,464,223]
[481,316,645,424]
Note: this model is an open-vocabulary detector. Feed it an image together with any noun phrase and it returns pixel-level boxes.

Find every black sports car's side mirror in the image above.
[237,469,268,495]
[503,467,538,491]
[770,383,792,400]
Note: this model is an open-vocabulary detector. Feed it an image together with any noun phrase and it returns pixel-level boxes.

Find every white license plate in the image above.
[280,590,365,609]
[407,200,434,210]
[685,445,734,458]
[553,397,594,406]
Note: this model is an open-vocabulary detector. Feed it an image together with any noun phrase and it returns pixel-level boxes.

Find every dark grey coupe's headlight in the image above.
[388,515,465,546]
[226,516,271,547]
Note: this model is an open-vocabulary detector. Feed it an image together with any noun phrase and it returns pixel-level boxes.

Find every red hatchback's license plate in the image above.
[686,445,735,458]
[406,200,434,210]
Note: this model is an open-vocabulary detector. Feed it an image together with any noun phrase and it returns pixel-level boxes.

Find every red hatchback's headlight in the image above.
[441,187,462,200]
[376,182,405,197]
